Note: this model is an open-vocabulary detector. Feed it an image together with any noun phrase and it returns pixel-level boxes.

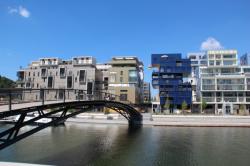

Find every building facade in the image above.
[151,54,192,110]
[187,52,207,103]
[17,56,99,101]
[107,57,144,104]
[199,50,250,114]
[143,82,151,103]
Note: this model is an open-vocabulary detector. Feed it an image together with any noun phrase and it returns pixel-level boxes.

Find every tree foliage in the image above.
[164,98,170,110]
[201,99,207,111]
[181,100,187,111]
[0,75,15,88]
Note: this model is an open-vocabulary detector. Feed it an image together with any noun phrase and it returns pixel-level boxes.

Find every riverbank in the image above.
[66,113,250,127]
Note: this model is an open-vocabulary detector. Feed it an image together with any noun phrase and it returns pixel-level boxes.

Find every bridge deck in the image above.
[0,100,77,112]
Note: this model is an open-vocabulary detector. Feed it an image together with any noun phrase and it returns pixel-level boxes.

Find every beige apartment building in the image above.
[17,56,99,101]
[108,57,144,104]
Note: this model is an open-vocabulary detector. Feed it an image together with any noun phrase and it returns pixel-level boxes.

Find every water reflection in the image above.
[0,124,250,166]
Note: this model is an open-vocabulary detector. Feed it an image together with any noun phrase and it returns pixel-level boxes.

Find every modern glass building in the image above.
[151,54,192,110]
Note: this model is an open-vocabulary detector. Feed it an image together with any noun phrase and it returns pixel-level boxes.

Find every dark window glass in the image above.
[120,94,127,101]
[48,77,53,88]
[60,68,65,77]
[67,76,72,88]
[41,69,46,77]
[87,82,93,94]
[79,70,86,83]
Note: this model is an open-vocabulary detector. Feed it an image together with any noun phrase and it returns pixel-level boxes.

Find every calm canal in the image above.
[0,123,250,166]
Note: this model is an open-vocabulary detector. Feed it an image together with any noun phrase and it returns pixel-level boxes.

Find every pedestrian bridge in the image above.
[0,88,142,150]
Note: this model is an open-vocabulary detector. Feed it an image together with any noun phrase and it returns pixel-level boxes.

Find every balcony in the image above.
[224,97,237,102]
[202,85,216,90]
[217,85,245,91]
[202,97,215,102]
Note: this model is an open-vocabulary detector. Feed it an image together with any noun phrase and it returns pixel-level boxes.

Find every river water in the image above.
[0,123,250,166]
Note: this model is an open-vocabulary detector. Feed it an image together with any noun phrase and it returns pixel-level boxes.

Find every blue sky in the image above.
[0,0,250,88]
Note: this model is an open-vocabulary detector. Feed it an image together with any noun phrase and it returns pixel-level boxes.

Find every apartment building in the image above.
[151,53,192,111]
[16,56,98,101]
[108,57,144,104]
[200,50,250,114]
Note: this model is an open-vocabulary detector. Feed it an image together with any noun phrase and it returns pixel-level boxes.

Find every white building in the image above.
[199,50,250,114]
[187,52,207,104]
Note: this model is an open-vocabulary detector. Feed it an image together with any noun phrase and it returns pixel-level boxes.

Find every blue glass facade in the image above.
[151,54,192,106]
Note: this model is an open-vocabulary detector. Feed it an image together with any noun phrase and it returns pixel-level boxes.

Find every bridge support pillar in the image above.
[129,119,142,126]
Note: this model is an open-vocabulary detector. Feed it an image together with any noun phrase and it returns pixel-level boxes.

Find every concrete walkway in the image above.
[67,113,250,127]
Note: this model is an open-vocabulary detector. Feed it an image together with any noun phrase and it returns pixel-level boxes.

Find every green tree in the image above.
[0,75,15,88]
[201,99,207,113]
[181,100,187,114]
[164,98,170,113]
[239,104,245,115]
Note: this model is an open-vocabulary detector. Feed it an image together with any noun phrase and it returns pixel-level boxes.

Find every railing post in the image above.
[78,90,80,101]
[63,89,66,103]
[41,89,44,105]
[8,90,12,111]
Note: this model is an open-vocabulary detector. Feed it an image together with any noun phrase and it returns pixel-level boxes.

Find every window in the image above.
[120,71,123,75]
[223,54,235,59]
[128,70,137,82]
[223,60,234,66]
[67,76,73,88]
[120,94,127,101]
[244,68,250,73]
[216,54,221,59]
[104,77,108,90]
[59,90,64,99]
[209,61,214,66]
[120,77,123,82]
[33,72,35,76]
[110,74,116,83]
[60,68,65,77]
[176,61,182,66]
[87,82,93,94]
[26,82,30,88]
[79,70,86,83]
[41,68,46,77]
[48,77,53,88]
[209,54,214,59]
[216,61,221,66]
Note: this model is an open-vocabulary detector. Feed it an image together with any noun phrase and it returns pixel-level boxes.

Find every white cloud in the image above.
[8,6,30,18]
[200,37,223,51]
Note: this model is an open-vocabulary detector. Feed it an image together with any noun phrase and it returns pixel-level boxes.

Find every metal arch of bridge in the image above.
[0,88,142,150]
[0,100,142,150]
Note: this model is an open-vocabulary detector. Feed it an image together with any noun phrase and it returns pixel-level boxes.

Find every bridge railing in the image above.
[0,88,137,111]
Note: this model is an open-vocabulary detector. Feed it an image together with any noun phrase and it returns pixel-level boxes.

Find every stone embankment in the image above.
[67,113,250,127]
